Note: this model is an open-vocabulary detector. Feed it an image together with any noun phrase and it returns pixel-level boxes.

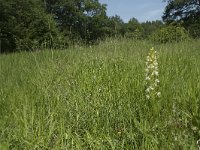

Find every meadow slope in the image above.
[0,39,200,149]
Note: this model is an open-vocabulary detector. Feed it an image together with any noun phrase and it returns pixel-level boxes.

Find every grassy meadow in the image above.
[0,39,200,149]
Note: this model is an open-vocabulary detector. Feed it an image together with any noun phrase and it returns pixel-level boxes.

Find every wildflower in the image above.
[149,86,154,90]
[157,92,161,97]
[191,126,198,132]
[197,139,200,149]
[146,56,151,62]
[145,68,149,72]
[150,64,154,69]
[155,71,159,76]
[145,47,161,100]
[146,95,150,99]
[152,71,159,76]
[153,61,158,66]
[146,88,150,93]
[154,83,158,87]
[145,76,150,80]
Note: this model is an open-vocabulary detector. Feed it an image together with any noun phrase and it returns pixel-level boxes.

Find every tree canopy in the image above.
[163,0,200,37]
[0,0,62,52]
[0,0,199,53]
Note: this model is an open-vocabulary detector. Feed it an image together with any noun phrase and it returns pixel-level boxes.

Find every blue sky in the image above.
[98,0,167,23]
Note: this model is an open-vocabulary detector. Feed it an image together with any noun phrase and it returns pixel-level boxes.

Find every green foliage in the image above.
[163,0,200,22]
[105,15,125,37]
[184,13,200,38]
[141,20,164,39]
[0,39,200,149]
[163,0,200,38]
[149,25,189,43]
[15,13,66,51]
[188,23,200,38]
[124,18,144,39]
[46,0,109,44]
[1,0,123,52]
[0,0,16,52]
[0,0,67,52]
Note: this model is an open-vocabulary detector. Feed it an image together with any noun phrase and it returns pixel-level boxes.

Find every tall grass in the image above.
[0,39,200,149]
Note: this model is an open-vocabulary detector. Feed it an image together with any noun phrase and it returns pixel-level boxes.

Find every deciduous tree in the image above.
[163,0,200,38]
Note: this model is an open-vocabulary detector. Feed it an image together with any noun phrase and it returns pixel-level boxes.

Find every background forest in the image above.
[0,0,200,53]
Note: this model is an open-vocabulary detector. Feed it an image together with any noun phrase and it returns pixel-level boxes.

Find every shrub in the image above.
[149,25,189,43]
[125,28,143,40]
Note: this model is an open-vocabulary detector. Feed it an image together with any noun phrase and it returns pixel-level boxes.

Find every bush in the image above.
[125,29,143,40]
[149,25,189,43]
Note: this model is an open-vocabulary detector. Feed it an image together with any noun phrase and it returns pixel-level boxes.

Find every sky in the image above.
[98,0,167,23]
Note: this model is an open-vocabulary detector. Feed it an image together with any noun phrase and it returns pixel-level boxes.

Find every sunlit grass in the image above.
[0,39,200,149]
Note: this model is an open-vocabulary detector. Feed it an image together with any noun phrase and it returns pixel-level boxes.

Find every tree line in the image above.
[0,0,199,53]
